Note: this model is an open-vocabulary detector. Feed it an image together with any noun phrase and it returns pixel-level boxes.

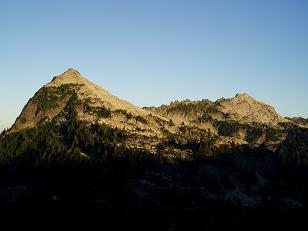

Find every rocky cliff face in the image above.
[217,93,287,125]
[145,93,293,151]
[146,93,287,126]
[2,69,308,230]
[10,69,174,151]
[9,69,304,154]
[12,68,149,131]
[14,70,159,124]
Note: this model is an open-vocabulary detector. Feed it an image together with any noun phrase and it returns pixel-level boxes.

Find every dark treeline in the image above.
[0,115,308,230]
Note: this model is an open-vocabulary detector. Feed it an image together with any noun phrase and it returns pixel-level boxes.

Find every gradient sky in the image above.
[0,0,307,130]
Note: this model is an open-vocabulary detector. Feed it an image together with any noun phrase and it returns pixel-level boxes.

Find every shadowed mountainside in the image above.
[1,69,308,230]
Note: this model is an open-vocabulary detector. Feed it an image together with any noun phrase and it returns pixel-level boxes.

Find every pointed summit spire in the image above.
[67,68,77,72]
[47,68,85,87]
[62,68,81,76]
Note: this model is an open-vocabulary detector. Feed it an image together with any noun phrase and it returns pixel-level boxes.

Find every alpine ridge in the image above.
[1,68,308,230]
[11,68,151,132]
[9,68,307,154]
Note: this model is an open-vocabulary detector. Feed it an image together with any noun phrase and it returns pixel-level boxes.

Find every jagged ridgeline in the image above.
[1,68,308,229]
[1,68,308,165]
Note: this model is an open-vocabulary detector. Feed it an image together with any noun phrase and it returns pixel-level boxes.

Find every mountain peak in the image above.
[235,92,250,97]
[10,68,150,133]
[63,68,81,76]
[60,68,82,80]
[47,68,86,87]
[218,93,287,124]
[234,93,254,100]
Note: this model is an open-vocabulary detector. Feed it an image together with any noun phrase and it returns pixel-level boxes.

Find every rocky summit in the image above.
[9,69,307,155]
[1,69,308,230]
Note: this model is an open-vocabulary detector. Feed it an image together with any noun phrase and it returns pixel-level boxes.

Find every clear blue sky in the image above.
[1,0,307,130]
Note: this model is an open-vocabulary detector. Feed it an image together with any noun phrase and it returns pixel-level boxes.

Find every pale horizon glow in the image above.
[1,0,308,131]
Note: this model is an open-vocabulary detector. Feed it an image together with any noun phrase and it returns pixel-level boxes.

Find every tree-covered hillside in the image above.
[0,113,308,230]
